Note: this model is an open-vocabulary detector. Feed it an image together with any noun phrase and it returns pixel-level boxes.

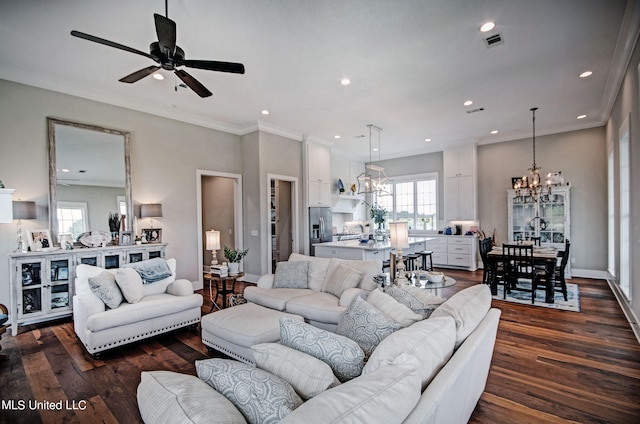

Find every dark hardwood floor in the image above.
[1,271,639,424]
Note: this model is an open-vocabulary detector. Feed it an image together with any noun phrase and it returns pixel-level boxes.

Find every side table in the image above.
[204,272,244,312]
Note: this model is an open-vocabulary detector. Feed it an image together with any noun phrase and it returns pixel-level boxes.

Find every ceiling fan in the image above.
[70,1,245,97]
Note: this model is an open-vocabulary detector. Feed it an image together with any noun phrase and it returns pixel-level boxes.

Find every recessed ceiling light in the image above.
[261,110,270,115]
[373,147,379,152]
[152,73,164,80]
[480,22,496,32]
[463,100,473,106]
[491,130,499,134]
[340,78,351,86]
[579,71,593,78]
[334,135,341,139]
[424,138,432,142]
[577,114,587,119]
[62,168,70,173]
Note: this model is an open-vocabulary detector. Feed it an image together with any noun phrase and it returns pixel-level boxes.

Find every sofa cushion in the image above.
[279,317,364,382]
[279,353,421,424]
[196,358,303,424]
[86,293,202,332]
[335,296,400,357]
[244,286,314,311]
[284,292,345,324]
[430,284,492,347]
[322,264,362,298]
[385,285,445,318]
[366,288,423,327]
[252,343,340,400]
[88,271,123,309]
[273,260,309,289]
[363,316,456,390]
[327,258,382,291]
[114,268,144,303]
[288,253,331,292]
[137,371,247,424]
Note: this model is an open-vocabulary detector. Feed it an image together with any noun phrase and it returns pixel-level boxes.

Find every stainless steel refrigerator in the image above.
[309,207,332,256]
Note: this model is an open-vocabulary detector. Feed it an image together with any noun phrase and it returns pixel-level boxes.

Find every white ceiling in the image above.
[0,0,636,162]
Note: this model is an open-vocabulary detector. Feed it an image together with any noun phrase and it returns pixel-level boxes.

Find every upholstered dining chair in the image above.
[502,244,545,303]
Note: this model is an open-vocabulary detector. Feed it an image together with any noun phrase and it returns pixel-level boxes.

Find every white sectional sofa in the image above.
[73,258,203,356]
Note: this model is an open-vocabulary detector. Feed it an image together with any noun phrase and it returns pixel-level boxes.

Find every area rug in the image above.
[492,281,580,312]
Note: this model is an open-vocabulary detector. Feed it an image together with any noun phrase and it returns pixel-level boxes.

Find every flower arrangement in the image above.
[108,212,121,233]
[370,204,387,226]
[223,246,249,263]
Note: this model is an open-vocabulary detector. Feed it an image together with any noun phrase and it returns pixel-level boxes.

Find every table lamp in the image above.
[389,221,410,284]
[206,229,221,270]
[141,203,162,228]
[13,201,36,252]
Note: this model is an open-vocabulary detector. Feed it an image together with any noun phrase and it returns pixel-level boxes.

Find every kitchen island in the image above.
[313,237,433,262]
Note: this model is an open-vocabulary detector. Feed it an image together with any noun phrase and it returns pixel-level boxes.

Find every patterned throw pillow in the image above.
[279,317,365,382]
[196,358,302,424]
[336,296,401,358]
[273,261,309,289]
[321,264,362,298]
[385,285,445,319]
[88,271,123,309]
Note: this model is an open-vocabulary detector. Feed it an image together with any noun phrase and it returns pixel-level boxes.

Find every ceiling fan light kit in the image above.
[70,2,245,98]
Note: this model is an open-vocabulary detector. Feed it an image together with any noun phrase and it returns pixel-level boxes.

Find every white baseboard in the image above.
[570,268,609,279]
[606,277,640,344]
[239,273,260,284]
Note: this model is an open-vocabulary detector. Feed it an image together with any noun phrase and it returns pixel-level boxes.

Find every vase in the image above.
[375,223,385,241]
[228,262,240,275]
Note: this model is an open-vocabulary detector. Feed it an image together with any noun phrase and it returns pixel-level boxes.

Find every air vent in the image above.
[484,33,504,48]
[466,107,485,114]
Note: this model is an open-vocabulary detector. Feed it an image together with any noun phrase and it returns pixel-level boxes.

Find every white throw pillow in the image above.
[364,316,456,390]
[88,271,123,309]
[279,354,421,424]
[321,264,362,299]
[367,288,423,327]
[289,253,331,292]
[252,343,339,400]
[114,268,144,303]
[430,284,492,347]
[137,371,247,424]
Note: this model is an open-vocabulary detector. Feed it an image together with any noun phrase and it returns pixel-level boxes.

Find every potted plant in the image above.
[108,212,121,244]
[370,204,387,241]
[224,246,249,275]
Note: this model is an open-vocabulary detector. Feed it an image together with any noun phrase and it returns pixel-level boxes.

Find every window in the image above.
[619,119,630,299]
[374,173,438,231]
[57,202,88,239]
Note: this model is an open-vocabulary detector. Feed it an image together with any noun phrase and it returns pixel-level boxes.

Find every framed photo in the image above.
[119,230,134,246]
[27,229,52,251]
[511,177,522,189]
[142,228,162,243]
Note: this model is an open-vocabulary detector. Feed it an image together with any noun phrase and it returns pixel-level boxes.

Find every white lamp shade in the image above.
[206,230,221,251]
[141,203,163,218]
[0,188,15,223]
[389,221,409,249]
[13,200,37,220]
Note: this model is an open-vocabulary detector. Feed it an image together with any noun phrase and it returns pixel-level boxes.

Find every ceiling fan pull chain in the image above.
[165,0,169,18]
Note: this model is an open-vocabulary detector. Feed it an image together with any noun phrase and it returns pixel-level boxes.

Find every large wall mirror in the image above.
[47,117,132,244]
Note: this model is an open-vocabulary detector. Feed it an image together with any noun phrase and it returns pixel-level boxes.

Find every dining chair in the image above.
[531,236,541,246]
[502,244,545,303]
[478,238,493,285]
[534,239,570,301]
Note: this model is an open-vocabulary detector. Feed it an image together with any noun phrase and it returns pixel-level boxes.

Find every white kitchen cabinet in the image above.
[443,146,477,221]
[307,142,332,206]
[424,235,478,271]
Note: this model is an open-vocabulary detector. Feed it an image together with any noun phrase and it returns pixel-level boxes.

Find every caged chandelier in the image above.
[513,107,558,204]
[357,124,392,197]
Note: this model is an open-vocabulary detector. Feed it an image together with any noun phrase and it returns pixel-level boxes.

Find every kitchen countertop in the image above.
[314,236,434,251]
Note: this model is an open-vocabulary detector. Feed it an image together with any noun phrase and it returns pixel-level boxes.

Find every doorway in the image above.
[267,174,299,273]
[196,170,243,289]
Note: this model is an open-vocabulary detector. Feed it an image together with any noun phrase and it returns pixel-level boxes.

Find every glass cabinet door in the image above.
[510,201,536,242]
[49,258,70,310]
[539,192,566,244]
[18,259,44,317]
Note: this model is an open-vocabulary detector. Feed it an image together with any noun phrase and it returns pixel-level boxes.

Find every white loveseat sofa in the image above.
[138,283,500,424]
[243,253,382,331]
[73,258,203,356]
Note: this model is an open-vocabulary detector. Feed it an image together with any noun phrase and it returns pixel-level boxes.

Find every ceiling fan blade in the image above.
[175,69,212,98]
[154,13,176,56]
[119,66,161,83]
[71,30,156,61]
[184,59,245,74]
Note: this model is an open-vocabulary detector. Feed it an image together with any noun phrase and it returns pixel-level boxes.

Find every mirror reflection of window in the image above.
[117,195,127,216]
[57,201,88,239]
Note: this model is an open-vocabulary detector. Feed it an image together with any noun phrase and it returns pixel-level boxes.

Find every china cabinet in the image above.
[8,243,166,335]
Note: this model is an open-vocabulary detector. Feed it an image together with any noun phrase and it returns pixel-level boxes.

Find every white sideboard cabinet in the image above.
[8,243,166,335]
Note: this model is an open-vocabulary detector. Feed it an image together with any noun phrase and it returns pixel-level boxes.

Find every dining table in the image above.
[486,245,559,303]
